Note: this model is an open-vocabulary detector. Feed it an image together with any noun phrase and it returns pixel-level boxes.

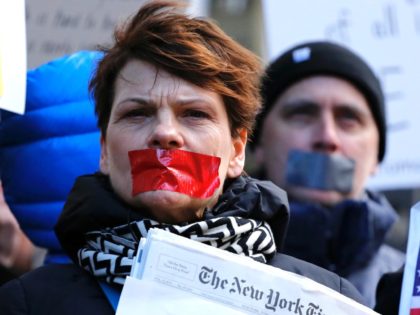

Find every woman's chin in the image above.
[132,190,210,223]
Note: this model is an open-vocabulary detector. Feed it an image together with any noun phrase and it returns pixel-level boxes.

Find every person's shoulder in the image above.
[21,262,84,276]
[374,267,403,315]
[364,243,405,278]
[13,263,96,287]
[269,253,366,305]
[377,244,405,265]
[0,264,113,315]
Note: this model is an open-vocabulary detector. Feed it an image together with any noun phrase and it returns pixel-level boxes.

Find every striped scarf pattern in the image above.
[77,216,276,285]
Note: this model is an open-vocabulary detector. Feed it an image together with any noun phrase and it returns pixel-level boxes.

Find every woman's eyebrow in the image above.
[115,97,156,108]
[174,98,214,106]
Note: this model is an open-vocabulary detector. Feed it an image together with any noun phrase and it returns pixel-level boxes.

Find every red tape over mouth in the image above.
[129,149,221,199]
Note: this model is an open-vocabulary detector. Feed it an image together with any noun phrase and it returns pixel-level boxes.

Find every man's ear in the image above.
[227,128,247,178]
[99,136,110,174]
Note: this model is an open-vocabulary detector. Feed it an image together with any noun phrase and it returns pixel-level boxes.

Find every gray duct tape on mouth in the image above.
[285,150,355,193]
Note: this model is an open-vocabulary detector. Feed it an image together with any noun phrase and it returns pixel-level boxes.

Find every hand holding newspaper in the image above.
[117,229,378,315]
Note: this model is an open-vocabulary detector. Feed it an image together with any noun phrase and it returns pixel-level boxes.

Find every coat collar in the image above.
[284,191,398,276]
[55,173,290,262]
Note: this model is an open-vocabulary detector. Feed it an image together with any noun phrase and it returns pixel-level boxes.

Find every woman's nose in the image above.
[147,113,184,149]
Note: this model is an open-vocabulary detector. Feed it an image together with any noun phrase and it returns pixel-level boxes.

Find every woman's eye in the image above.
[184,109,210,119]
[124,108,150,118]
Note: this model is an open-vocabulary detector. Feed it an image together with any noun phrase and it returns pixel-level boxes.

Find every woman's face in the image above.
[100,60,247,223]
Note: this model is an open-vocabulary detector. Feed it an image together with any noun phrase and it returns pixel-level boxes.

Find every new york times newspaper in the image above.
[117,229,377,315]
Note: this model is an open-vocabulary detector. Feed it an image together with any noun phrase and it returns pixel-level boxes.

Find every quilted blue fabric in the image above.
[0,51,103,263]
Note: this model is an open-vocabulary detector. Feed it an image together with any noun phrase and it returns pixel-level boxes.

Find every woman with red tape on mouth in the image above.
[0,1,364,314]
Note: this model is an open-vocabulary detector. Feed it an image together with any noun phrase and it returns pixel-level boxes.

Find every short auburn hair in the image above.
[90,0,262,139]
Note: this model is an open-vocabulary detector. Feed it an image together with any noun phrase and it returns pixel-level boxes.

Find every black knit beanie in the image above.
[252,41,386,162]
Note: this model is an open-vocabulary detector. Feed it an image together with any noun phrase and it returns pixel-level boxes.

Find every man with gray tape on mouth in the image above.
[251,41,404,307]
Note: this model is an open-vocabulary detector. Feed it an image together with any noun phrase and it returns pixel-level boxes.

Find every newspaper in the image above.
[117,229,378,315]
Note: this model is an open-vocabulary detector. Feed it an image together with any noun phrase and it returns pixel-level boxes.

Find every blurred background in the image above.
[23,0,420,251]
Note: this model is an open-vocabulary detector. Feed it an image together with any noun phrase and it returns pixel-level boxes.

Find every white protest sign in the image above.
[399,202,420,314]
[0,0,26,114]
[118,229,378,315]
[262,0,420,191]
[25,0,209,69]
[25,0,147,69]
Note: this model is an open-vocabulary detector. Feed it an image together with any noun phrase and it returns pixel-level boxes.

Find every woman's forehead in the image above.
[114,59,223,105]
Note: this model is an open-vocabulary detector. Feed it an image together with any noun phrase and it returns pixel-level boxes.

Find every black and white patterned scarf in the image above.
[78,216,276,285]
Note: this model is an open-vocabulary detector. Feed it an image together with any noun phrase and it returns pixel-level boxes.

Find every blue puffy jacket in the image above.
[0,51,102,263]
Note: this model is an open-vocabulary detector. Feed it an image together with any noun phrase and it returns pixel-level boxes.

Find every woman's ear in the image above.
[99,136,110,174]
[227,128,247,178]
